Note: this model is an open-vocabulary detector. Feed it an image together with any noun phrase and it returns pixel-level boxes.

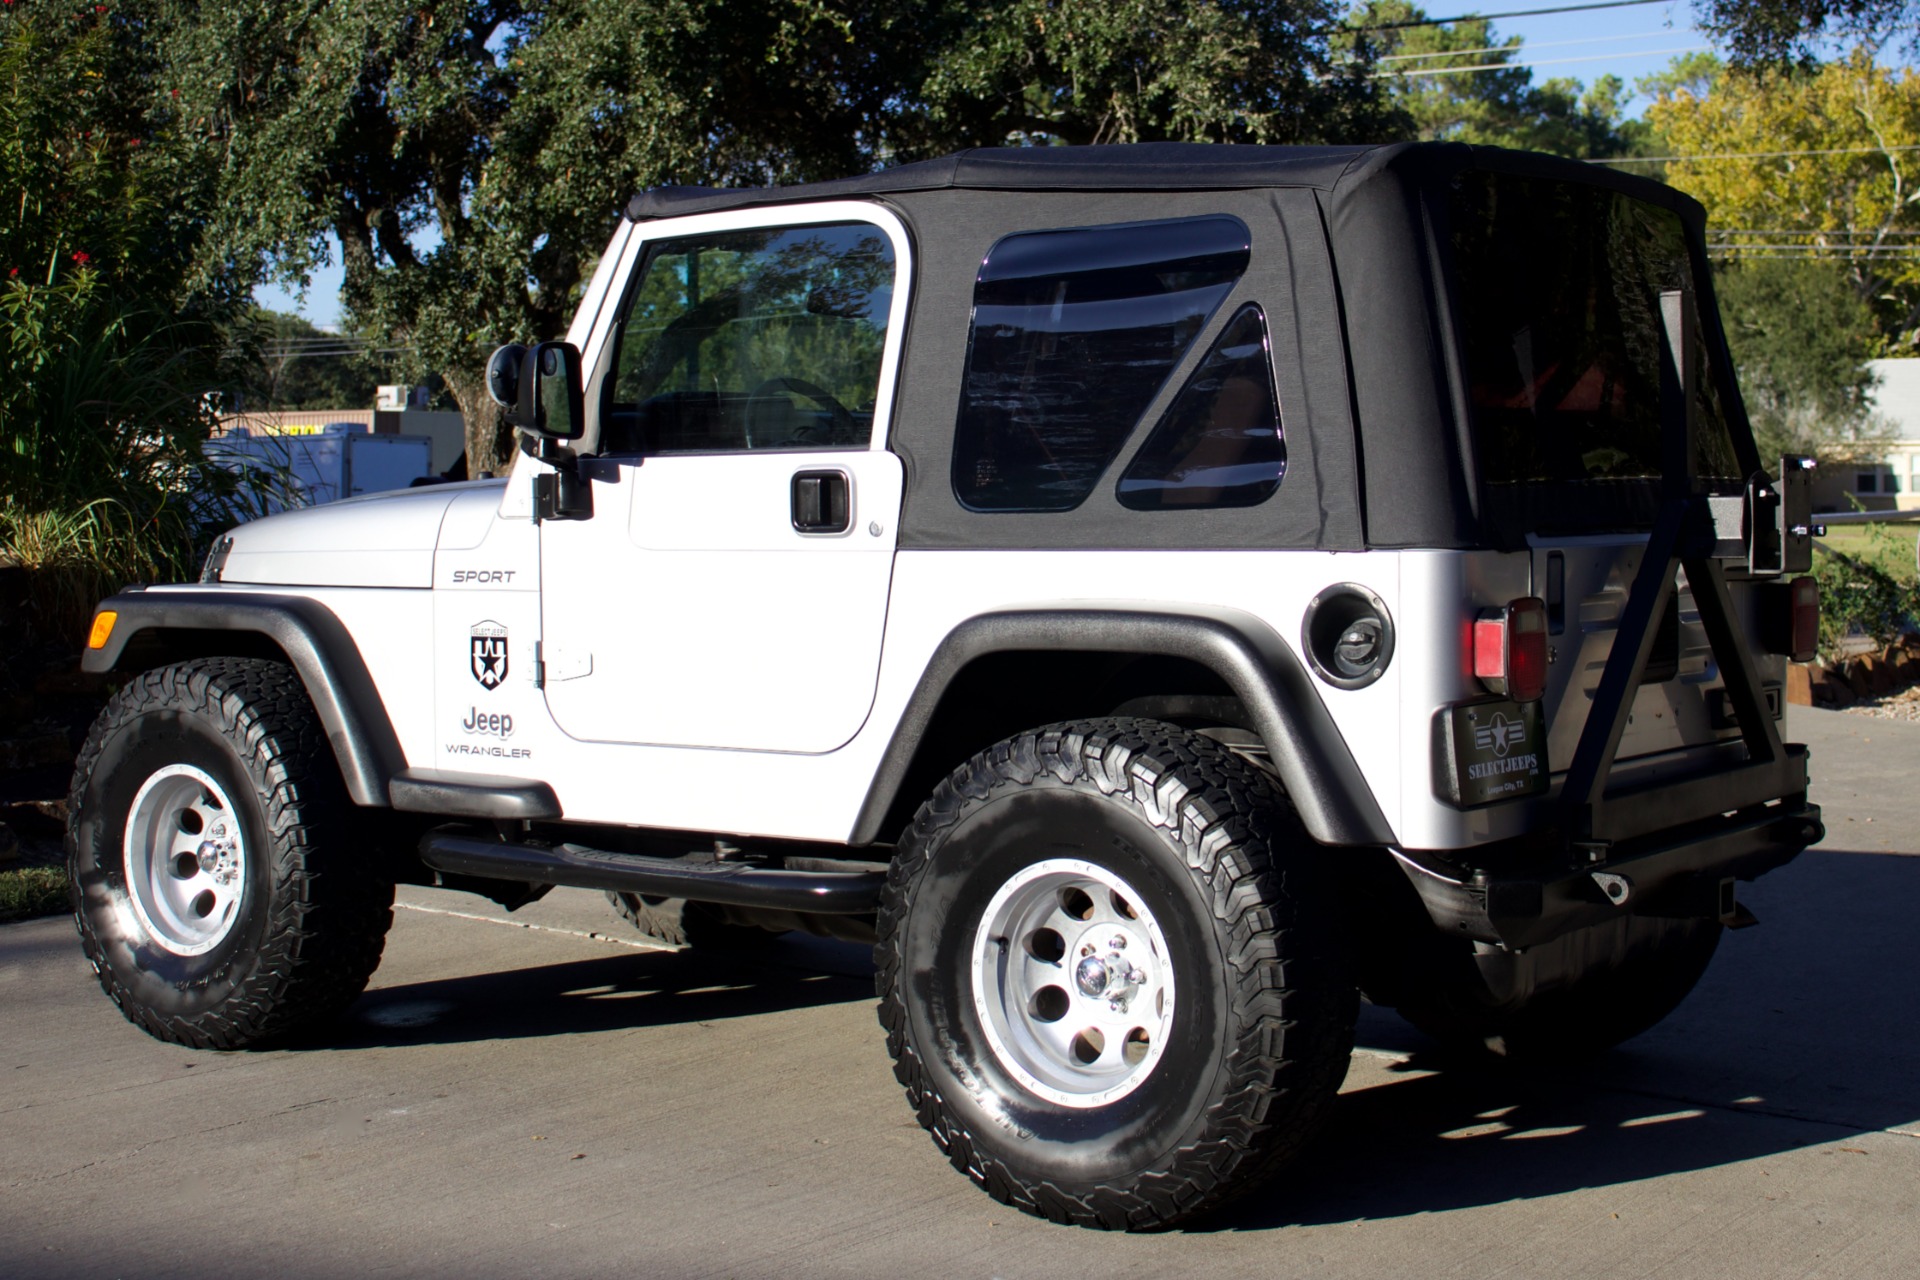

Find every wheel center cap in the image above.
[1075,956,1111,997]
[197,836,238,885]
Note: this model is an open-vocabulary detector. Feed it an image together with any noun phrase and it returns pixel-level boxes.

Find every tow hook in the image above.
[1590,871,1632,906]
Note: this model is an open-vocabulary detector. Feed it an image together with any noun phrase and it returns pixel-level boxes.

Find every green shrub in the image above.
[2,8,255,647]
[1813,520,1919,655]
[0,865,66,925]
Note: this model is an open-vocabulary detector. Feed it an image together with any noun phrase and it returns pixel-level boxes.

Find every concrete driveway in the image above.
[2,705,1916,1278]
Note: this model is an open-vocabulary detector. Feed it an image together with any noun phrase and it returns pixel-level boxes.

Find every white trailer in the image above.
[208,421,435,508]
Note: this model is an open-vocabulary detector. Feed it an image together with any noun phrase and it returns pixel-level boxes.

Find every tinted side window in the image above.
[952,216,1251,512]
[1451,172,1741,489]
[1117,304,1284,511]
[602,223,894,454]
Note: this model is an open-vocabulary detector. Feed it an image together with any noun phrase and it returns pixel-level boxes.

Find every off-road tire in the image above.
[604,891,783,950]
[67,658,393,1049]
[1396,915,1722,1060]
[875,718,1356,1231]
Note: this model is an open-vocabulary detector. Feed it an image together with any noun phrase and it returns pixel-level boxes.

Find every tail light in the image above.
[1473,597,1549,702]
[1758,575,1819,663]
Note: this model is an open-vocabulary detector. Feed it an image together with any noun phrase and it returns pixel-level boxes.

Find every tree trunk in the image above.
[441,360,516,478]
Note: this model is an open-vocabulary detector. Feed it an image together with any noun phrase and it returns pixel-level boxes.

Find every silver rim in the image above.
[971,858,1176,1108]
[123,764,248,956]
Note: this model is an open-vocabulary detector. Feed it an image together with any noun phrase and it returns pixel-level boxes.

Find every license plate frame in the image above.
[1434,699,1549,808]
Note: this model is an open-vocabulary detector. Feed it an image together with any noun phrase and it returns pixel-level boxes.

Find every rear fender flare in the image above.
[851,607,1395,847]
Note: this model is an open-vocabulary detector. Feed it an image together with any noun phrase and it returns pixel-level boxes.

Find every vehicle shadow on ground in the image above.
[1210,846,1920,1231]
[1220,1045,1843,1231]
[325,940,874,1050]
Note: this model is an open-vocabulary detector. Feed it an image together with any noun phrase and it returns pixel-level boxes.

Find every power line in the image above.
[1705,253,1920,261]
[263,345,408,359]
[1712,245,1920,255]
[1708,244,1920,253]
[1376,43,1708,75]
[1716,228,1920,236]
[1375,28,1689,61]
[1349,0,1678,34]
[1601,143,1920,164]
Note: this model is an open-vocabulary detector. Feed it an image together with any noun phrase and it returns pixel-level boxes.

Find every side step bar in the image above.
[418,832,885,915]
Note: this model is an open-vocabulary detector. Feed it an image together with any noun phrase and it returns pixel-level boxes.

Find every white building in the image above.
[1839,359,1920,511]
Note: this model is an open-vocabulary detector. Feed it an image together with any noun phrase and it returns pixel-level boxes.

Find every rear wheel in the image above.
[876,719,1355,1230]
[67,658,392,1049]
[605,892,784,951]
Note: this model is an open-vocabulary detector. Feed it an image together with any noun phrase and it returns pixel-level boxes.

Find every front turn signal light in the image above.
[87,610,117,651]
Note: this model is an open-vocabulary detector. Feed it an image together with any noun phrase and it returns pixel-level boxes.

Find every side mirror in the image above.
[485,344,527,412]
[517,341,585,441]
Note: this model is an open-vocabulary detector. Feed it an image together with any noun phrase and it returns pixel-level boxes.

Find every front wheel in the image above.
[67,658,393,1049]
[876,719,1355,1230]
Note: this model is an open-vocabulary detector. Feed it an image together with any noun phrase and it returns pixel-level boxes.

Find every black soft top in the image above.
[625,141,1685,223]
[614,143,1734,552]
[627,144,1391,220]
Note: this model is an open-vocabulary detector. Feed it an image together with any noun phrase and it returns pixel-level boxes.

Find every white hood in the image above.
[219,481,506,589]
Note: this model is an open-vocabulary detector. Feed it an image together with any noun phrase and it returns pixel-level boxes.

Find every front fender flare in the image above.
[82,590,404,808]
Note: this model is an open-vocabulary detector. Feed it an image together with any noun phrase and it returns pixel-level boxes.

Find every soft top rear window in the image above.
[1450,172,1742,531]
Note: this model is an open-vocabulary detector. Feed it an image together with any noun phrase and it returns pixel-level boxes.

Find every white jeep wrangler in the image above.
[70,142,1825,1230]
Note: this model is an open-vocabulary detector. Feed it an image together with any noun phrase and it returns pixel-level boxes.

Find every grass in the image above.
[1820,524,1920,586]
[0,864,67,924]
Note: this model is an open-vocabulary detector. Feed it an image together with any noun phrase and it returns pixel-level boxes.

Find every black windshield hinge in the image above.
[530,439,592,524]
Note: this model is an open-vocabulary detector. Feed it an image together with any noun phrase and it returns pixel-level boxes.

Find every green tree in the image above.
[908,0,1389,150]
[152,0,1392,474]
[1715,257,1888,464]
[238,310,379,412]
[1348,0,1648,157]
[1645,53,1920,343]
[1698,0,1910,65]
[1636,50,1726,101]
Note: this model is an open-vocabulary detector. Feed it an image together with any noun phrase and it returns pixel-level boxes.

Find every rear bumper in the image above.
[1393,796,1823,950]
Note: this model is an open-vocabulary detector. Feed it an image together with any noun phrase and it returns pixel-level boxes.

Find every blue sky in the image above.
[1402,0,1710,104]
[255,0,1715,331]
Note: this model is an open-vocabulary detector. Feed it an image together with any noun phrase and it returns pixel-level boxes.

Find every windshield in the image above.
[600,222,895,454]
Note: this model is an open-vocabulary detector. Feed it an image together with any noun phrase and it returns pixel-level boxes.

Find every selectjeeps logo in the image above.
[1473,712,1527,758]
[471,620,508,689]
[1465,708,1540,784]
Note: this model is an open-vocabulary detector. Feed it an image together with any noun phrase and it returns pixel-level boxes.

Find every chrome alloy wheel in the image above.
[122,764,248,956]
[971,857,1176,1108]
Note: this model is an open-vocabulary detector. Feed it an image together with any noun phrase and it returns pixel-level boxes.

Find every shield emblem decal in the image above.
[471,620,509,690]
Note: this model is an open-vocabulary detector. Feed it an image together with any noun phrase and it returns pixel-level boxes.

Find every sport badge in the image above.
[471,620,509,690]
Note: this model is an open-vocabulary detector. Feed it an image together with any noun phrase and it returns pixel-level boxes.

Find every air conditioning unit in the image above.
[375,385,409,412]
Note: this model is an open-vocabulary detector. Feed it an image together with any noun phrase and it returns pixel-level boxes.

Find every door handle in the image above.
[791,470,850,533]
